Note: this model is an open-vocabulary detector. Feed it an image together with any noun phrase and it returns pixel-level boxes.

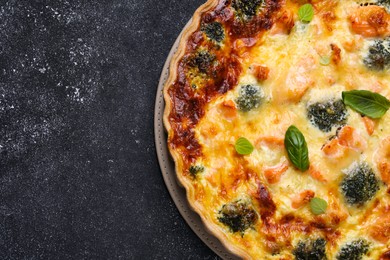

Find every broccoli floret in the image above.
[189,165,204,178]
[235,84,263,112]
[187,50,215,74]
[232,0,264,20]
[293,238,327,260]
[377,0,390,8]
[218,200,258,233]
[336,239,369,260]
[307,100,348,132]
[202,22,225,43]
[341,162,380,206]
[363,39,390,71]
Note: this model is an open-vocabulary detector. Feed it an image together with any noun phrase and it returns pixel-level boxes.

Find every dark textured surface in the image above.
[0,0,219,259]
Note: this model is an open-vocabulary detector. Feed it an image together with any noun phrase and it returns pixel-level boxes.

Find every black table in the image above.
[0,0,219,259]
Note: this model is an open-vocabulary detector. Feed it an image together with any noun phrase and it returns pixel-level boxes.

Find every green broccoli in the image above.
[232,0,264,20]
[307,99,348,132]
[202,22,225,43]
[341,162,380,206]
[187,50,215,74]
[377,0,390,8]
[360,1,389,8]
[189,165,204,178]
[235,84,263,112]
[336,239,369,260]
[293,238,327,260]
[218,200,258,234]
[363,39,390,71]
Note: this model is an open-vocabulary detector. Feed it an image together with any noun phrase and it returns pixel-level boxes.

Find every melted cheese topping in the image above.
[166,0,390,259]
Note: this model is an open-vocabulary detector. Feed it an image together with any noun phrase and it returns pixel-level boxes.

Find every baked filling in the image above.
[164,0,390,258]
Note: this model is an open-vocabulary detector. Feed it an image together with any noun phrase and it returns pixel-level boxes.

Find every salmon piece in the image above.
[322,138,348,159]
[264,161,289,184]
[270,10,295,35]
[368,215,390,244]
[291,190,315,209]
[375,137,390,186]
[283,56,315,102]
[322,11,336,31]
[330,44,341,65]
[337,126,367,151]
[251,64,270,82]
[342,37,362,52]
[349,6,390,38]
[322,126,366,158]
[378,161,390,185]
[272,56,316,104]
[255,136,285,147]
[309,165,327,183]
[219,100,237,119]
[362,116,376,135]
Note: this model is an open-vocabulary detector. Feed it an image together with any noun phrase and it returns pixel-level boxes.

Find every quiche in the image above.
[163,0,390,259]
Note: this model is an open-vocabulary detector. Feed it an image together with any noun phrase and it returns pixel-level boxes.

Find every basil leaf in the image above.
[284,125,309,171]
[298,4,314,23]
[342,90,390,119]
[310,197,328,215]
[235,137,254,155]
[319,56,330,66]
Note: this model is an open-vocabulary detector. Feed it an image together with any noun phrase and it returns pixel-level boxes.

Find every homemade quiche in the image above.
[163,0,390,259]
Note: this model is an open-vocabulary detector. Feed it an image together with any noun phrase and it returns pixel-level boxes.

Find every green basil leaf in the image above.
[284,125,309,171]
[319,56,330,66]
[310,197,328,215]
[235,137,254,155]
[342,90,390,119]
[298,3,314,23]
